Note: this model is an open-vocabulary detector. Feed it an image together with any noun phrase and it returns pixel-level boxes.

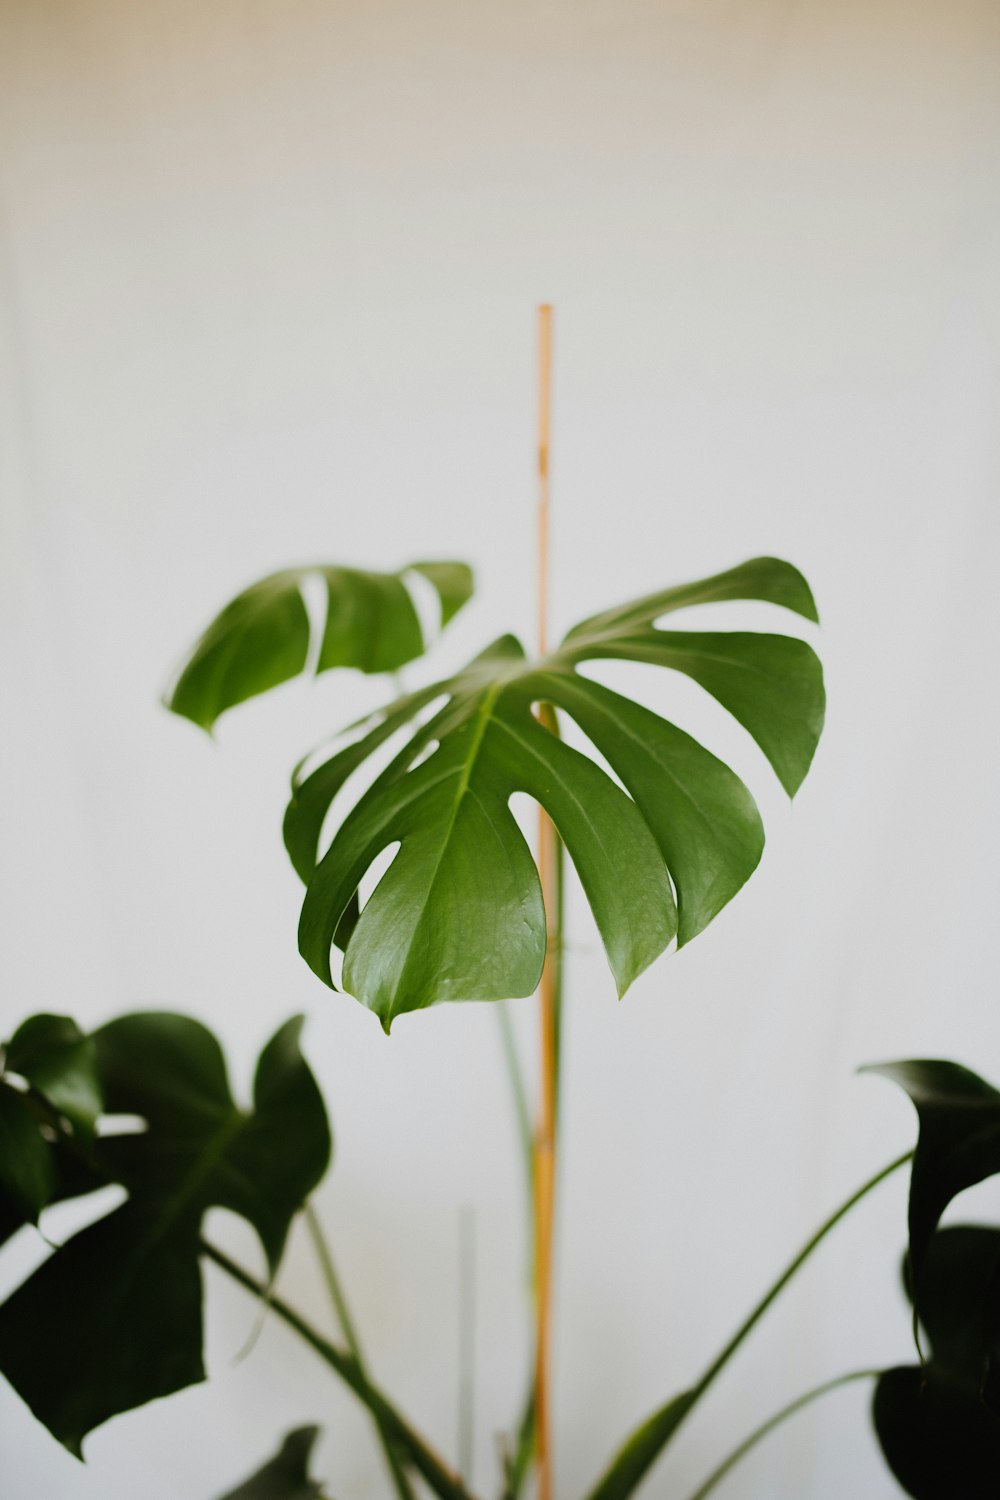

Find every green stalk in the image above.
[585,1149,912,1500]
[304,1206,415,1500]
[683,1369,879,1500]
[496,1006,535,1199]
[201,1238,471,1500]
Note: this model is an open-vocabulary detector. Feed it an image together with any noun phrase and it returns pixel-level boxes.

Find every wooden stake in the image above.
[534,303,557,1500]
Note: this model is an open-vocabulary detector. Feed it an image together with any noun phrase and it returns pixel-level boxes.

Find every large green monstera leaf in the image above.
[166,560,474,732]
[284,556,824,1028]
[0,1011,330,1455]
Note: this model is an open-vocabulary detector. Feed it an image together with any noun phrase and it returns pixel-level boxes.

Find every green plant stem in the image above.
[694,1150,911,1395]
[695,1150,910,1396]
[684,1369,879,1500]
[201,1238,471,1500]
[496,1007,534,1199]
[303,1205,415,1500]
[458,1205,476,1481]
[586,1149,912,1500]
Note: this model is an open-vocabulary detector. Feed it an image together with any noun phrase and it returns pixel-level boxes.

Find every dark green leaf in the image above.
[6,1014,102,1137]
[166,561,474,732]
[0,1082,54,1225]
[215,1426,327,1500]
[873,1367,1000,1500]
[908,1226,1000,1397]
[861,1060,1000,1297]
[585,1390,698,1500]
[289,557,823,1026]
[872,1225,1000,1498]
[0,1012,331,1453]
[0,1202,203,1458]
[93,1012,331,1276]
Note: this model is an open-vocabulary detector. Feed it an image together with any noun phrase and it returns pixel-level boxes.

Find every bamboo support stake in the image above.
[534,303,557,1500]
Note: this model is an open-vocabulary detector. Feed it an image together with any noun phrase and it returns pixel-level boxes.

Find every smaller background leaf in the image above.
[872,1226,1000,1499]
[0,1083,54,1225]
[215,1426,327,1500]
[166,560,473,732]
[6,1014,102,1136]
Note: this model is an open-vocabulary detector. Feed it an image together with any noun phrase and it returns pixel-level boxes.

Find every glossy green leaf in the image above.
[861,1060,1000,1298]
[5,1014,102,1137]
[873,1227,1000,1498]
[215,1426,327,1500]
[0,1013,331,1453]
[287,556,823,1027]
[166,561,474,732]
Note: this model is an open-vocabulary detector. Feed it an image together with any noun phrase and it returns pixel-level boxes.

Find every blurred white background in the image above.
[2,2,1000,1496]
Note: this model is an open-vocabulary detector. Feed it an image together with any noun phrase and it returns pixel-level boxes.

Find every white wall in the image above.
[2,2,1000,1496]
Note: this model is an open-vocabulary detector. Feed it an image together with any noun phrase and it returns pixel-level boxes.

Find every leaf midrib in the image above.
[387,683,503,1010]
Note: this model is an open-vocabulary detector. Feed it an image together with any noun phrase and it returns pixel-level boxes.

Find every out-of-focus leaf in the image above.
[909,1226,1000,1398]
[166,560,474,732]
[873,1368,1000,1500]
[287,556,823,1027]
[215,1426,327,1500]
[0,1083,53,1225]
[873,1226,1000,1498]
[6,1014,102,1136]
[93,1012,331,1275]
[0,1202,203,1457]
[862,1060,1000,1297]
[0,1013,331,1454]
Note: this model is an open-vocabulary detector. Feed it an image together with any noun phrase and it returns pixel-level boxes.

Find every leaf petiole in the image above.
[201,1238,473,1500]
[683,1369,879,1500]
[303,1205,415,1500]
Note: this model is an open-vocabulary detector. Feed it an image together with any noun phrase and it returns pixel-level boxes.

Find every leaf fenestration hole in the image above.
[403,567,444,644]
[298,572,328,677]
[358,841,402,909]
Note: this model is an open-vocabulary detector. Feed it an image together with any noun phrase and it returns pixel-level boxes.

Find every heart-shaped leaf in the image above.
[286,556,823,1027]
[165,561,474,732]
[861,1060,1000,1299]
[873,1226,1000,1498]
[0,1013,331,1454]
[215,1426,327,1500]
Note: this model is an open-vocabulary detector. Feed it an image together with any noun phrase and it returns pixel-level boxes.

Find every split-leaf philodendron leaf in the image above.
[215,1425,328,1500]
[873,1226,1000,1499]
[166,560,474,732]
[285,556,824,1028]
[0,1012,330,1456]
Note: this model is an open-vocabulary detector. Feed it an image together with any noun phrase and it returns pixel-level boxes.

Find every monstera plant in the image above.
[2,539,997,1493]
